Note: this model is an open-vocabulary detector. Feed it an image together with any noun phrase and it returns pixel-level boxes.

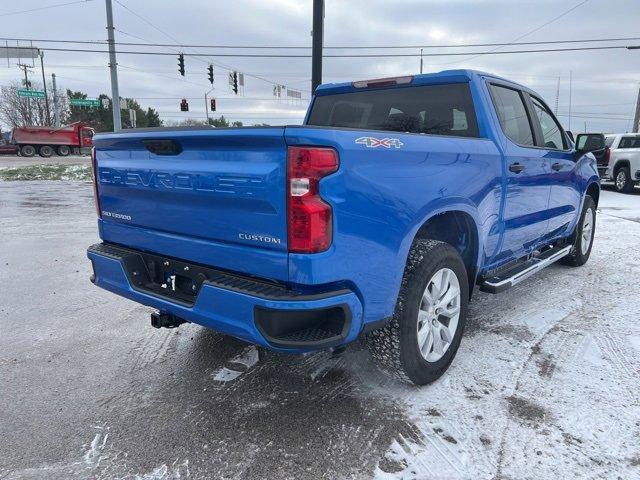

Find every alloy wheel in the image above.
[416,268,461,362]
[581,207,594,255]
[616,170,627,191]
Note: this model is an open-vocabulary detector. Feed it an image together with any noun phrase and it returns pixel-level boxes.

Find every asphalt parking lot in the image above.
[1,179,639,479]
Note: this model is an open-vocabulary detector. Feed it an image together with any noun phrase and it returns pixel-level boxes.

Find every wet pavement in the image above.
[1,181,639,479]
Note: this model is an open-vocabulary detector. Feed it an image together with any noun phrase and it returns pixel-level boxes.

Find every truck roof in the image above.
[314,69,531,96]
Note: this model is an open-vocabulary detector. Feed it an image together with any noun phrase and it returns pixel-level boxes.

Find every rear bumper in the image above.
[87,243,363,352]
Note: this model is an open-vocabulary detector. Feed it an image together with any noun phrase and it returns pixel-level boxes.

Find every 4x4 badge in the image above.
[356,136,404,149]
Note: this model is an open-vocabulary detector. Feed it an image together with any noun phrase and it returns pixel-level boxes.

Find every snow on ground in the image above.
[1,181,639,479]
[0,163,91,181]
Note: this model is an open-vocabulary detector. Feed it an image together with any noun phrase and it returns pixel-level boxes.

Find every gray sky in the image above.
[1,0,639,132]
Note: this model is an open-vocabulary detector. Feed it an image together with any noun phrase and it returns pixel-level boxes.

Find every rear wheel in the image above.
[20,145,36,157]
[366,240,468,385]
[57,145,71,156]
[614,166,633,193]
[39,145,54,158]
[560,195,596,267]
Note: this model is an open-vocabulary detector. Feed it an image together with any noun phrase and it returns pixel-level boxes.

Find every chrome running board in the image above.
[480,245,572,294]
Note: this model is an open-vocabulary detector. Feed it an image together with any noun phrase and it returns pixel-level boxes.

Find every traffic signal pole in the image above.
[105,0,122,131]
[311,0,324,93]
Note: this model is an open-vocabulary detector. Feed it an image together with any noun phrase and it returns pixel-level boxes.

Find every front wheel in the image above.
[560,195,596,267]
[366,240,468,385]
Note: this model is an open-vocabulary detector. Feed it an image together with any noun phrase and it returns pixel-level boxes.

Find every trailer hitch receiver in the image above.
[151,311,187,329]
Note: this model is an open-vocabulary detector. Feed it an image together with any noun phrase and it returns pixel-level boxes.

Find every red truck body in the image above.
[11,122,94,157]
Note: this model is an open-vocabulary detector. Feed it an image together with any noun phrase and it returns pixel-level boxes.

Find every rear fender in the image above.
[398,199,483,287]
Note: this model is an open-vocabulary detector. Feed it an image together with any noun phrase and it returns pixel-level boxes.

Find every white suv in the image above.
[602,133,640,193]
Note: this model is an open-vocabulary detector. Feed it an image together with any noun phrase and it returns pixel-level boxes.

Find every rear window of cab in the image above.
[307,83,479,138]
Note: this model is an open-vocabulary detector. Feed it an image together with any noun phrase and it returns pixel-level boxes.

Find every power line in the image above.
[2,35,640,50]
[0,0,93,18]
[110,2,291,89]
[440,0,590,65]
[35,44,640,57]
[112,0,183,46]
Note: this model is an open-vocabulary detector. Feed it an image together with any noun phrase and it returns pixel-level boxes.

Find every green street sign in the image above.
[18,89,45,98]
[69,98,100,107]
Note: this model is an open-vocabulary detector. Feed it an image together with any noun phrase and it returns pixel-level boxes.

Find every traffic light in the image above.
[207,65,214,85]
[180,98,189,111]
[178,54,185,76]
[210,98,216,111]
[232,71,238,94]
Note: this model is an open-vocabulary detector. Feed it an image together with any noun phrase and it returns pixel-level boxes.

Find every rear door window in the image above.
[307,83,479,138]
[618,136,640,149]
[489,84,535,147]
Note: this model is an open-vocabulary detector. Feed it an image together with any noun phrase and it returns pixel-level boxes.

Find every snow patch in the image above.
[213,367,244,382]
[212,346,259,382]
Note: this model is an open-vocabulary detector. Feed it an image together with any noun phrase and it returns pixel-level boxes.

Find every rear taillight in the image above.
[91,147,101,218]
[604,147,611,164]
[287,146,339,253]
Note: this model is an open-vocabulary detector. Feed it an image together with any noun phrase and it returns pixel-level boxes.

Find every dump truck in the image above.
[11,121,94,157]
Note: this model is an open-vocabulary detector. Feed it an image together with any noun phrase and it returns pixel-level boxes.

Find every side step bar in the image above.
[480,245,572,294]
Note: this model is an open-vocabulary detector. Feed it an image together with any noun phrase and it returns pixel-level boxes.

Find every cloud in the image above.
[0,0,638,132]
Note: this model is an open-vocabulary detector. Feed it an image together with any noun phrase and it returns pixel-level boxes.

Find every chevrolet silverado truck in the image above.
[600,133,640,193]
[87,70,601,385]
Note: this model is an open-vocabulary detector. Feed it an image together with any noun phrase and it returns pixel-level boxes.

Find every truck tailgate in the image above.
[93,127,289,281]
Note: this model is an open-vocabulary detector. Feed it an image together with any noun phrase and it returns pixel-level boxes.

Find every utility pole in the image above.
[18,63,32,125]
[632,87,640,133]
[51,73,60,127]
[420,49,424,74]
[39,52,50,126]
[105,0,121,131]
[311,0,324,93]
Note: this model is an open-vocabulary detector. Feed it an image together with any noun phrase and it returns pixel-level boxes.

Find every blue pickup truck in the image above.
[87,70,601,385]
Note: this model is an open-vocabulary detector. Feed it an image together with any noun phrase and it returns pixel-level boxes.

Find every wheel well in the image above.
[614,159,630,174]
[586,182,600,207]
[414,211,478,296]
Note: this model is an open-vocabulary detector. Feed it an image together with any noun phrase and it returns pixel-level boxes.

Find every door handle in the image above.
[551,162,562,171]
[509,162,525,174]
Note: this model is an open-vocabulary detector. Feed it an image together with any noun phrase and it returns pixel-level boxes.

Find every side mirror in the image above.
[575,133,605,154]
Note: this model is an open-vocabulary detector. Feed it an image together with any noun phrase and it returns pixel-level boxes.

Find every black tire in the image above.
[57,145,71,156]
[366,240,469,385]
[39,145,54,158]
[20,145,36,157]
[560,195,596,267]
[614,165,633,193]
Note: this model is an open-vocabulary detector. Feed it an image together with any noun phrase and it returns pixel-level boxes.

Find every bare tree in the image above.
[0,80,58,129]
